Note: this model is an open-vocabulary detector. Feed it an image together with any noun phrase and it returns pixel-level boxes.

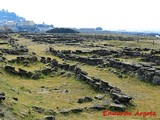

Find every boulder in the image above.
[94,94,106,100]
[78,96,93,103]
[42,67,52,75]
[70,108,83,113]
[102,99,112,106]
[66,73,71,78]
[4,65,17,74]
[58,63,70,70]
[43,115,55,120]
[31,72,41,80]
[41,57,46,63]
[144,72,155,82]
[111,92,132,103]
[113,99,121,104]
[60,109,69,114]
[91,104,106,110]
[46,57,52,63]
[152,76,160,85]
[23,60,30,66]
[29,55,38,62]
[44,109,56,115]
[51,59,58,67]
[109,103,126,111]
[18,68,28,76]
[27,72,33,78]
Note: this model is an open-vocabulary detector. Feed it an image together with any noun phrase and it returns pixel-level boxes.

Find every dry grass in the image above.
[96,40,160,49]
[76,64,160,119]
[0,67,106,119]
[1,35,160,119]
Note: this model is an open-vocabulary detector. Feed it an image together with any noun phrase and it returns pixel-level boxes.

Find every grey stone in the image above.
[111,92,132,103]
[60,71,65,75]
[152,76,160,85]
[60,109,69,114]
[113,99,121,104]
[23,60,30,66]
[42,67,52,75]
[94,94,105,100]
[78,96,93,103]
[43,115,55,120]
[44,109,56,115]
[92,104,106,110]
[70,108,83,113]
[66,73,71,78]
[109,103,126,111]
[4,65,17,74]
[31,72,41,80]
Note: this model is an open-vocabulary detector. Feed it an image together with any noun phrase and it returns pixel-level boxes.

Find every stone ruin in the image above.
[0,45,28,55]
[3,55,133,112]
[21,33,84,44]
[48,46,160,85]
[8,55,38,64]
[107,59,160,85]
[49,47,104,65]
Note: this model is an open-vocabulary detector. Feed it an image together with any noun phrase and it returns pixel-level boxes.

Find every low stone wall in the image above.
[21,33,84,44]
[48,47,160,85]
[39,57,132,104]
[49,47,104,65]
[9,55,37,63]
[0,33,9,39]
[4,65,40,79]
[107,59,160,85]
[108,59,141,71]
[4,55,133,111]
[142,55,160,65]
[0,46,28,55]
[72,65,132,106]
[0,35,29,55]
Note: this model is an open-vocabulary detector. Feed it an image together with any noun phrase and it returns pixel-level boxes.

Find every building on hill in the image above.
[0,9,54,32]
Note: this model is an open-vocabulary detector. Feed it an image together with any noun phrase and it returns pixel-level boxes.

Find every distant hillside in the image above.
[46,28,79,33]
[0,9,25,22]
[0,26,13,33]
[0,9,54,32]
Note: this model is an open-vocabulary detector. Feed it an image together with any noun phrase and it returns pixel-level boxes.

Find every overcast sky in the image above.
[0,0,160,31]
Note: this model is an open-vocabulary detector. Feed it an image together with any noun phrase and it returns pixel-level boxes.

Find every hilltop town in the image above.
[0,9,53,32]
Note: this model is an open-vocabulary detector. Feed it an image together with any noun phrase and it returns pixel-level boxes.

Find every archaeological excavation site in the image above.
[0,30,160,120]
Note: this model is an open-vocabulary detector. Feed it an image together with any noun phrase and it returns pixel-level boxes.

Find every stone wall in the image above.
[49,47,104,65]
[107,59,160,85]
